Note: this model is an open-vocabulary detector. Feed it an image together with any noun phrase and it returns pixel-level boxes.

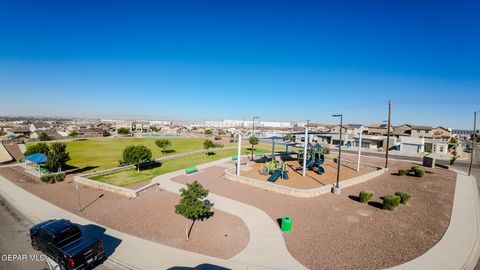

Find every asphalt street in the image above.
[0,195,120,270]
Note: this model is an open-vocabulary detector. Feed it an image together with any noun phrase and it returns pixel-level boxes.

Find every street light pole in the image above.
[356,126,365,171]
[302,123,308,177]
[332,114,343,193]
[306,120,310,144]
[469,111,477,176]
[385,101,392,168]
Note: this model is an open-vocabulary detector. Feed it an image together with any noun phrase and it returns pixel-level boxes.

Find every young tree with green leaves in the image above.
[204,129,213,135]
[117,127,130,135]
[203,140,215,156]
[68,130,80,138]
[249,136,259,160]
[122,145,152,171]
[46,142,70,172]
[449,137,458,144]
[217,129,226,135]
[155,139,172,154]
[175,181,212,240]
[24,143,50,156]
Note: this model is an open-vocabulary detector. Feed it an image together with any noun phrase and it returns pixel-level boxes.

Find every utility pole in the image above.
[469,111,477,176]
[356,126,365,171]
[332,114,343,194]
[385,101,392,168]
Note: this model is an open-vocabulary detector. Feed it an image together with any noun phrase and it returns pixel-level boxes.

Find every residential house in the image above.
[29,122,51,133]
[393,124,412,137]
[367,124,393,135]
[12,126,31,136]
[81,128,105,137]
[30,130,64,141]
[432,126,452,141]
[410,126,434,139]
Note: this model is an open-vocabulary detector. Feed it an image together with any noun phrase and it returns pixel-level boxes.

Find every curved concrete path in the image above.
[152,158,306,270]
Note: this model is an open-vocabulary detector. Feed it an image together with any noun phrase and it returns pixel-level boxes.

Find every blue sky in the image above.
[0,0,479,128]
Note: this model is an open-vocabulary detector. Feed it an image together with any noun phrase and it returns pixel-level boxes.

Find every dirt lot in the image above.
[0,166,249,259]
[242,158,375,189]
[172,156,456,270]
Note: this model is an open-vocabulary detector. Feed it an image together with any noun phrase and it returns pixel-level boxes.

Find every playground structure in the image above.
[240,140,374,189]
[295,143,325,175]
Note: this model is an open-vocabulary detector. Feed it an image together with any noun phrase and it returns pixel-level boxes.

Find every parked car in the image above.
[30,219,104,270]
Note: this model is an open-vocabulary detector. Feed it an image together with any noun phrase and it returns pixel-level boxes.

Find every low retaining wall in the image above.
[224,163,386,198]
[82,147,240,178]
[73,176,160,198]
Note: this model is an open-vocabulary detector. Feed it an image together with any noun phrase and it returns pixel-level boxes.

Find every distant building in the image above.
[410,126,434,139]
[29,122,51,133]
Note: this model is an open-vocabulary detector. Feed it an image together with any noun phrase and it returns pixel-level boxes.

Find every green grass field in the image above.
[91,146,272,187]
[65,137,237,172]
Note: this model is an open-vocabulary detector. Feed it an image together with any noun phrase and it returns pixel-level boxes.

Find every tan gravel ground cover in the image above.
[0,166,249,259]
[172,156,456,269]
[242,158,375,189]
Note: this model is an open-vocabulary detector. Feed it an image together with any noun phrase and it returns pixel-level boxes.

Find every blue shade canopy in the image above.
[264,136,284,140]
[277,142,296,146]
[25,153,48,163]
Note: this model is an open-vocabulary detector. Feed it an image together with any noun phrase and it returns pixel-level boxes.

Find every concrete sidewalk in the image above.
[390,169,480,270]
[0,173,267,270]
[152,158,306,270]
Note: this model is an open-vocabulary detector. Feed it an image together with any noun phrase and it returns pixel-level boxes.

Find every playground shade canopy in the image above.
[25,153,48,164]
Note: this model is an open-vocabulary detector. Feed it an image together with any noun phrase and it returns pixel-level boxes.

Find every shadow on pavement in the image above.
[168,264,230,270]
[77,223,122,257]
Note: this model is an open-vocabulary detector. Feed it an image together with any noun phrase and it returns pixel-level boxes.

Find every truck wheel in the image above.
[31,239,39,251]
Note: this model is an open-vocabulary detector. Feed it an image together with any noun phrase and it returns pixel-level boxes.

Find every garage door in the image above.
[401,143,419,153]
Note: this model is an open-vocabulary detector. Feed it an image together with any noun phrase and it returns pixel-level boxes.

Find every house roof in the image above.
[411,125,433,130]
[12,126,30,133]
[32,122,50,128]
[81,128,104,133]
[368,123,389,128]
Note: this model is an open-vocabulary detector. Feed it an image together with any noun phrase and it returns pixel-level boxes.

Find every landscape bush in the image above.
[383,195,401,210]
[395,191,411,204]
[413,167,425,177]
[398,169,407,176]
[359,190,374,203]
[41,173,65,184]
[214,136,221,140]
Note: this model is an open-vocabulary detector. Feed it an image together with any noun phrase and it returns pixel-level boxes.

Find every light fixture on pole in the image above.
[332,114,343,194]
[384,101,392,168]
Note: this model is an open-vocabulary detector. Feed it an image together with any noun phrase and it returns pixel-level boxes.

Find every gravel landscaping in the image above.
[0,166,249,259]
[172,156,456,269]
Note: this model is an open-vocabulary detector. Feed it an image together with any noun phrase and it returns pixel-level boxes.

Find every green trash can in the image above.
[281,216,292,233]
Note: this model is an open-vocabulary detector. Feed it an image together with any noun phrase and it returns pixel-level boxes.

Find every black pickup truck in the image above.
[30,219,104,270]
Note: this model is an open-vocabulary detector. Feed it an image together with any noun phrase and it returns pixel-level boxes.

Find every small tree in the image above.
[203,140,215,156]
[122,145,152,171]
[204,129,213,135]
[117,127,130,135]
[68,130,80,138]
[218,129,226,135]
[155,139,172,154]
[38,132,52,141]
[284,134,293,141]
[449,137,458,144]
[46,142,70,172]
[175,181,211,240]
[249,136,259,160]
[150,126,161,132]
[24,143,50,156]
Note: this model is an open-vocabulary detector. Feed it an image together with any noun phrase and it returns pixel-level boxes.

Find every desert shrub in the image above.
[359,190,374,203]
[214,136,221,140]
[413,167,425,177]
[383,195,401,210]
[229,139,235,143]
[395,191,411,204]
[41,173,65,184]
[398,169,407,176]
